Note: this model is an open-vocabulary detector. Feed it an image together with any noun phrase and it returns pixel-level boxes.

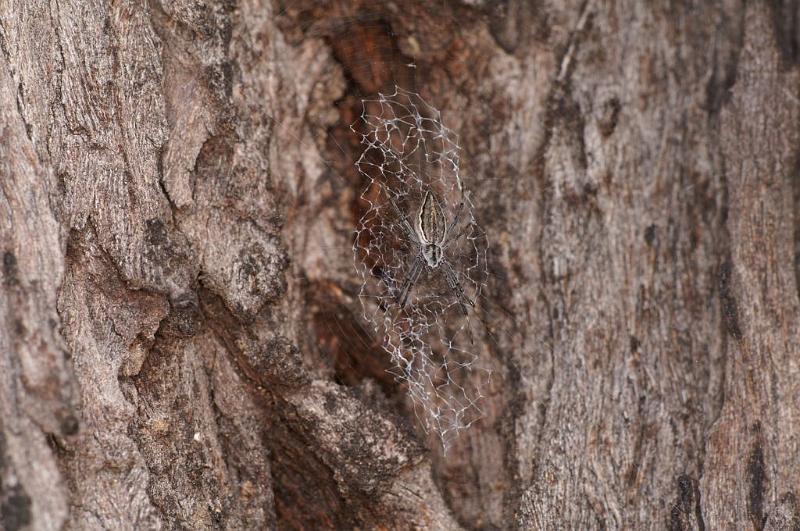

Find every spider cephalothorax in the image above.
[388,190,474,314]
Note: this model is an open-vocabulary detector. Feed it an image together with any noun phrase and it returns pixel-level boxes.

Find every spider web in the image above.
[352,87,490,450]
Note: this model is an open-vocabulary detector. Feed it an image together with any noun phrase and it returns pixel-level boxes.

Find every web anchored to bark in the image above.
[353,87,491,450]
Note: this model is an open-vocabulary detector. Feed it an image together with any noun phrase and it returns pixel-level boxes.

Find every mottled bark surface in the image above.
[2,0,800,529]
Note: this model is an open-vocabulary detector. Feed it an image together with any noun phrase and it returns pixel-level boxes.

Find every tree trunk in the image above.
[2,0,800,529]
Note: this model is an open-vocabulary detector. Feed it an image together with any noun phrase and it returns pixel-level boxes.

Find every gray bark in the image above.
[2,0,800,529]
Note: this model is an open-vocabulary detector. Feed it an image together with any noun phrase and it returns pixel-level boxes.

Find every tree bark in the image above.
[2,0,800,529]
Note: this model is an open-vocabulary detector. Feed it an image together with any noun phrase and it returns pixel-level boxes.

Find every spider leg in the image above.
[441,260,474,315]
[386,192,421,247]
[443,223,471,250]
[443,202,476,251]
[398,255,425,308]
[443,200,464,243]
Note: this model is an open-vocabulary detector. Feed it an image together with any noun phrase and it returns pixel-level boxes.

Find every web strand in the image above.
[352,87,490,451]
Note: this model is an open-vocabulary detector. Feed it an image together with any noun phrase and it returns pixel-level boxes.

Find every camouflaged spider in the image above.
[387,190,475,314]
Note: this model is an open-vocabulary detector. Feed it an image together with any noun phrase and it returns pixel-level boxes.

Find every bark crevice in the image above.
[3,1,800,528]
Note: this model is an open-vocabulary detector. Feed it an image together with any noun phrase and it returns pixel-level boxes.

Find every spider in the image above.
[386,190,475,315]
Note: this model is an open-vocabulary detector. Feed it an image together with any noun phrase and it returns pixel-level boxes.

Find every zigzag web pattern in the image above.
[353,87,491,450]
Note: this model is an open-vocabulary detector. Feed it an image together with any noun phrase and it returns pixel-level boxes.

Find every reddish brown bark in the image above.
[2,0,800,529]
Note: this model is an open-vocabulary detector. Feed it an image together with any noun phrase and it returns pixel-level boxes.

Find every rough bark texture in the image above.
[2,0,800,529]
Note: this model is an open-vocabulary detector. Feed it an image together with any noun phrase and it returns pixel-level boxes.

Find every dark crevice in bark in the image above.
[0,24,10,65]
[2,251,17,286]
[155,143,178,212]
[310,10,412,231]
[13,83,32,144]
[714,120,741,345]
[668,474,706,531]
[311,284,397,395]
[196,289,358,528]
[532,291,556,469]
[767,0,800,67]
[0,484,32,531]
[747,424,768,530]
[792,152,800,306]
[705,2,746,116]
[597,96,621,138]
[328,18,416,96]
[695,476,707,531]
[0,426,31,531]
[282,2,424,99]
[267,416,356,530]
[668,474,692,531]
[718,260,742,341]
[198,288,306,391]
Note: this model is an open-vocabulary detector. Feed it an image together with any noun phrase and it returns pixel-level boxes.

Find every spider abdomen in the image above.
[418,191,447,245]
